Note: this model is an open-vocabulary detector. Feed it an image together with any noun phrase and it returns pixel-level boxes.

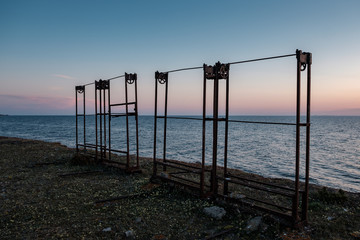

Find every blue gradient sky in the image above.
[1,0,359,115]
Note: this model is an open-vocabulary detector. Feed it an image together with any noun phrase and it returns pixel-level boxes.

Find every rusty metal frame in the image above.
[75,73,140,172]
[216,50,312,226]
[152,49,312,225]
[152,69,213,195]
[152,62,232,197]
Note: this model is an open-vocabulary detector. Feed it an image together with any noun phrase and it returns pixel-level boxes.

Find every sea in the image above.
[0,115,359,192]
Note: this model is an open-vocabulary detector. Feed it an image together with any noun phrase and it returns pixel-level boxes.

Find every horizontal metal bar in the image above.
[79,54,295,86]
[165,66,203,74]
[111,113,136,117]
[155,161,202,174]
[110,102,136,107]
[156,116,229,122]
[107,149,128,154]
[159,54,296,74]
[228,54,296,65]
[77,144,131,155]
[170,174,200,186]
[157,116,203,121]
[205,117,226,121]
[77,144,97,149]
[106,74,125,81]
[156,117,308,127]
[228,119,296,126]
[164,159,211,171]
[154,116,299,126]
[169,174,212,189]
[220,194,294,222]
[74,114,98,117]
[156,175,201,191]
[80,74,125,87]
[225,173,299,193]
[225,178,294,198]
[83,82,95,86]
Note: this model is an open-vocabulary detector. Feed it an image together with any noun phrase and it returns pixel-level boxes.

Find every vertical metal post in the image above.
[103,87,106,159]
[163,74,169,171]
[223,65,230,195]
[211,66,219,194]
[99,82,103,160]
[95,81,98,161]
[201,64,207,196]
[108,81,111,161]
[303,53,312,222]
[153,73,158,177]
[83,87,86,150]
[125,75,130,168]
[134,75,140,168]
[75,87,78,152]
[293,50,301,222]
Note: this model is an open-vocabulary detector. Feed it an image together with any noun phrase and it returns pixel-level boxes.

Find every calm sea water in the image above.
[0,115,359,192]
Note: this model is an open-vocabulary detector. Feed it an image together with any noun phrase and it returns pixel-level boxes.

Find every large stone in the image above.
[125,230,134,239]
[203,206,226,220]
[246,216,262,233]
[102,227,111,232]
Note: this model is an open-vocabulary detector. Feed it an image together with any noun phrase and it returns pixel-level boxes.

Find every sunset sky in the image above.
[1,0,359,115]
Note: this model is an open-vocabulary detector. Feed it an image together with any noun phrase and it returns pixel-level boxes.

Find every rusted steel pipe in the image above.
[303,52,312,222]
[153,73,158,177]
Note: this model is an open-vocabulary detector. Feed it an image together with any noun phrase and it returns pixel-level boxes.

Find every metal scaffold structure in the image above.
[73,49,312,226]
[152,49,312,225]
[75,73,140,172]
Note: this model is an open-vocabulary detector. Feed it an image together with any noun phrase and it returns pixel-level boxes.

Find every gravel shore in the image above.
[1,136,359,239]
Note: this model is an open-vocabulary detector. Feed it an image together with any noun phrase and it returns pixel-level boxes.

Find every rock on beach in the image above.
[203,206,226,220]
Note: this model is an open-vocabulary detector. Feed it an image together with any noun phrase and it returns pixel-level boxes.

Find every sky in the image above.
[0,0,359,115]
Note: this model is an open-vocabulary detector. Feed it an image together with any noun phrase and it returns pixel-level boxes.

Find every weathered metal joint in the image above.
[76,85,85,94]
[155,71,168,84]
[204,62,230,79]
[95,80,109,90]
[125,73,137,84]
[296,49,312,71]
[217,62,230,79]
[204,64,215,79]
